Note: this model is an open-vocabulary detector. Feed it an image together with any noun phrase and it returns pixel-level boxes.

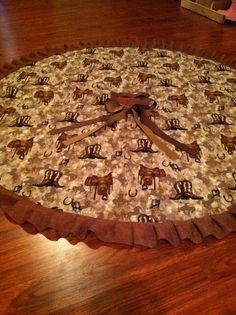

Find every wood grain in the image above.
[181,0,225,23]
[0,0,236,314]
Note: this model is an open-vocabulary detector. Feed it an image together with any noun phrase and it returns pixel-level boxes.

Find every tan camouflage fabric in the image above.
[0,47,236,224]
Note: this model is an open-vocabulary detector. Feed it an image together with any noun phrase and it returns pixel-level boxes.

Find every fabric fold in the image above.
[1,186,236,248]
[0,42,236,248]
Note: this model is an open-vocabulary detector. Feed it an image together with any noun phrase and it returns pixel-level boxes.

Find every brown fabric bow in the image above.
[50,92,195,161]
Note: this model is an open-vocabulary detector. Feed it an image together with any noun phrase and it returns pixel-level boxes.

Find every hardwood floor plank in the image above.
[0,0,236,314]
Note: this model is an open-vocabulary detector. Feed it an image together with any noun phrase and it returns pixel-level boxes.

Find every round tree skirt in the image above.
[0,44,236,247]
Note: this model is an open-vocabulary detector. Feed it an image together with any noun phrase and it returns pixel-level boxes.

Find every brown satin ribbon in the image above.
[49,93,193,161]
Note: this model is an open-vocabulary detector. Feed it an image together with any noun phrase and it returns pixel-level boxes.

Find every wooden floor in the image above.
[0,1,236,314]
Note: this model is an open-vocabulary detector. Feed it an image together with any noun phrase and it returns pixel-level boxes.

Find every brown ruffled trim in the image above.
[1,40,236,80]
[1,186,236,247]
[0,40,236,247]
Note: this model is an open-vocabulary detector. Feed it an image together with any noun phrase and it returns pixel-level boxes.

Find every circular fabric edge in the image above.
[0,40,236,248]
[1,185,236,248]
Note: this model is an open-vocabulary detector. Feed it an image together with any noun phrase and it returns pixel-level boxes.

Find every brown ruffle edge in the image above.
[1,186,236,247]
[1,40,236,80]
[0,40,236,247]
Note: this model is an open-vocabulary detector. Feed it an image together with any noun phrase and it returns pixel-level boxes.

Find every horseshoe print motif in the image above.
[0,47,235,224]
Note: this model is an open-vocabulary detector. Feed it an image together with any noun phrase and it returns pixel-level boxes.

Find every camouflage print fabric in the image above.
[0,47,235,224]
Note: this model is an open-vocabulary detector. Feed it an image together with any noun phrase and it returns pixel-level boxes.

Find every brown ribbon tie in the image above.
[49,92,195,161]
